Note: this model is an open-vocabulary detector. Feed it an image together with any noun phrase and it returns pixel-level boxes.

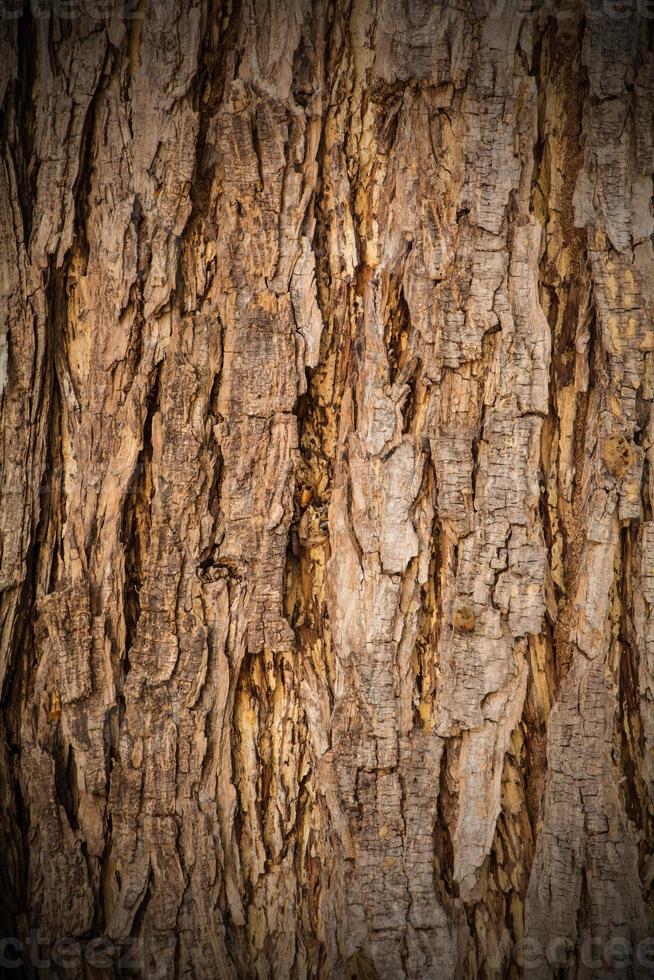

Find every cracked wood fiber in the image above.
[1,1,653,977]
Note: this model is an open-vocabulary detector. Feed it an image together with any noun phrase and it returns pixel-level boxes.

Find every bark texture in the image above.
[1,1,653,977]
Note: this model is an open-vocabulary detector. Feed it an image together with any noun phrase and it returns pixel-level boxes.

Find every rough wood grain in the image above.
[1,2,653,977]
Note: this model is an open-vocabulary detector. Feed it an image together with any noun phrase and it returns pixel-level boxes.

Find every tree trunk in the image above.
[1,1,653,976]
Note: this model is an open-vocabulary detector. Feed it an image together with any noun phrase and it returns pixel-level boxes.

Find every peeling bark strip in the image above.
[1,1,653,977]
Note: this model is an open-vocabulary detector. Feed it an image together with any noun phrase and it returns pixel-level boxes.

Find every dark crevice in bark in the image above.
[284,35,343,697]
[121,364,160,673]
[524,632,553,835]
[1,248,66,938]
[553,383,590,681]
[189,0,241,225]
[478,631,554,949]
[53,742,79,833]
[474,706,542,979]
[129,865,153,948]
[533,11,590,688]
[383,277,420,434]
[44,266,68,588]
[617,525,654,910]
[384,276,410,385]
[412,487,441,727]
[229,649,263,971]
[6,13,37,247]
[0,697,27,937]
[200,428,224,567]
[71,49,114,275]
[434,740,458,907]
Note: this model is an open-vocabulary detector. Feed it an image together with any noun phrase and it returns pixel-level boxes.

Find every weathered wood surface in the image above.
[1,2,653,977]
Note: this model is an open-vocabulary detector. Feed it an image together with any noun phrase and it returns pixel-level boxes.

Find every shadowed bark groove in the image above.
[1,2,653,977]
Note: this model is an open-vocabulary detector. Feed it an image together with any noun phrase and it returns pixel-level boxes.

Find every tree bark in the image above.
[1,1,653,977]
